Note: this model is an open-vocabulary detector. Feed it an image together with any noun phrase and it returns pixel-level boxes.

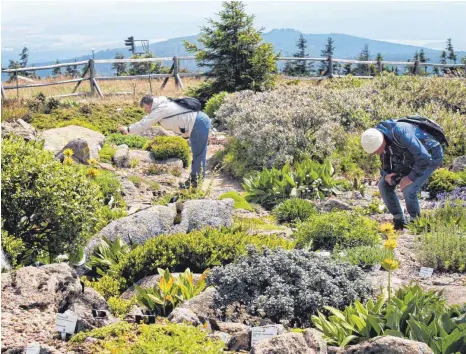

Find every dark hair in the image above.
[140,95,154,107]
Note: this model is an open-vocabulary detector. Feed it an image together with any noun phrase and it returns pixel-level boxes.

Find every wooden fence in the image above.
[2,56,465,99]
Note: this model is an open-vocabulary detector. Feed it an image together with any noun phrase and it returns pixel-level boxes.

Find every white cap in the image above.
[361,128,384,154]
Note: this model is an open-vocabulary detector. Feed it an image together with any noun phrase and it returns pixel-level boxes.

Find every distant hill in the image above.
[2,29,465,80]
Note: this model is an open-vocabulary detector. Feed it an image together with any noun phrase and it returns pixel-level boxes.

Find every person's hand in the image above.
[399,176,413,192]
[384,173,397,185]
[118,126,128,135]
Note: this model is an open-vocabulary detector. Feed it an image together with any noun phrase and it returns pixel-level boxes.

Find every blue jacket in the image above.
[376,119,441,182]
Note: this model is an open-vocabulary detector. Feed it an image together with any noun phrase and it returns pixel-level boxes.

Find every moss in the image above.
[218,191,254,211]
[99,144,116,163]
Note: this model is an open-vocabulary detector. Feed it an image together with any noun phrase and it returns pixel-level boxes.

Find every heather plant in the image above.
[294,211,381,250]
[208,247,371,327]
[435,187,466,207]
[272,198,316,225]
[144,136,191,167]
[333,245,390,269]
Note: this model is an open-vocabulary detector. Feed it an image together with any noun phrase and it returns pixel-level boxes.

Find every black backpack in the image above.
[396,116,449,147]
[168,97,202,112]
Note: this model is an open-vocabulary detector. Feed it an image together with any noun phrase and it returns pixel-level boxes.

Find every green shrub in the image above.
[209,247,371,327]
[145,136,191,168]
[1,136,104,264]
[218,191,253,211]
[107,296,137,318]
[272,198,316,225]
[334,245,390,269]
[113,227,295,290]
[128,175,142,188]
[81,275,121,300]
[1,229,25,269]
[99,144,116,163]
[312,284,466,353]
[70,322,225,353]
[408,204,466,235]
[426,168,466,197]
[106,133,148,149]
[204,91,228,126]
[294,211,381,250]
[88,237,132,276]
[92,169,125,207]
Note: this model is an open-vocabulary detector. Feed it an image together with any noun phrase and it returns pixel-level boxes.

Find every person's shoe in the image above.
[178,179,197,189]
[394,219,408,230]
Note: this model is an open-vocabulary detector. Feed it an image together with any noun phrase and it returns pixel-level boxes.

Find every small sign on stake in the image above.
[25,342,41,354]
[55,310,78,338]
[419,267,434,278]
[251,326,279,346]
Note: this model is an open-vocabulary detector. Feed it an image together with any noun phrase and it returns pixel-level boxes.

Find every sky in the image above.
[2,0,466,62]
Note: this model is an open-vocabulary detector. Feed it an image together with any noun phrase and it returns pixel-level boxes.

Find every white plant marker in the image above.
[55,310,78,339]
[419,267,434,278]
[251,325,279,346]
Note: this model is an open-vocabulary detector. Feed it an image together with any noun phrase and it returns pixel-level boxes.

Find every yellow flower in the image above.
[384,239,397,249]
[87,168,100,178]
[382,258,399,271]
[63,156,74,165]
[380,222,395,236]
[88,158,98,166]
[63,148,74,157]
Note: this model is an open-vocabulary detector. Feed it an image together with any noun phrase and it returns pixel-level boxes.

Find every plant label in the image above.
[419,267,434,278]
[25,342,41,354]
[420,191,430,199]
[251,326,279,346]
[55,310,78,335]
[317,251,331,257]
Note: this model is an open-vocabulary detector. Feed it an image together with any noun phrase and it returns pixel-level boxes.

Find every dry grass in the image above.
[2,76,202,102]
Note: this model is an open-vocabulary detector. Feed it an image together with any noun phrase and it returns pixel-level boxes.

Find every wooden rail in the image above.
[2,55,465,99]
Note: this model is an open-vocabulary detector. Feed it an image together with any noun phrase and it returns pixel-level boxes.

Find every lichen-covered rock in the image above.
[113,144,130,168]
[303,329,327,354]
[1,119,37,141]
[342,336,433,354]
[168,307,200,326]
[179,287,218,319]
[55,138,90,164]
[250,332,316,354]
[451,155,466,172]
[134,126,175,139]
[316,199,352,213]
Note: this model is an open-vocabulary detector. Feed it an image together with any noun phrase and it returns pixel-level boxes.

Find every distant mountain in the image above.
[2,29,465,80]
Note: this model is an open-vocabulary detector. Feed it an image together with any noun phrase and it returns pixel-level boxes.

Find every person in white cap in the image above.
[361,117,444,229]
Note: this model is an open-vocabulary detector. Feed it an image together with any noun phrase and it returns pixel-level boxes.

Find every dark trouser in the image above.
[379,145,444,222]
[189,112,211,183]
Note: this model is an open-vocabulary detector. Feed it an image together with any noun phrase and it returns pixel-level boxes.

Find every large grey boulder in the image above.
[178,287,218,319]
[168,307,200,326]
[341,336,433,354]
[316,199,352,213]
[303,329,327,354]
[55,138,91,164]
[451,155,466,172]
[1,119,37,141]
[85,205,176,256]
[113,144,130,168]
[173,199,234,233]
[250,332,316,354]
[39,125,105,160]
[1,264,115,351]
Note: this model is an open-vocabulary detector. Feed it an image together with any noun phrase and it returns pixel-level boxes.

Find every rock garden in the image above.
[1,74,466,354]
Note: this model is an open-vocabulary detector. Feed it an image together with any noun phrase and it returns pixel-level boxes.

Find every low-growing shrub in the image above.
[218,191,254,211]
[135,268,207,316]
[92,169,125,207]
[99,144,116,163]
[1,229,25,269]
[204,91,228,121]
[128,175,142,188]
[1,136,104,264]
[107,296,137,318]
[81,275,121,300]
[88,237,132,276]
[70,322,225,353]
[426,168,466,197]
[113,227,295,290]
[106,133,149,149]
[294,211,381,250]
[408,204,466,235]
[145,136,191,167]
[272,198,316,225]
[334,245,390,269]
[209,247,371,327]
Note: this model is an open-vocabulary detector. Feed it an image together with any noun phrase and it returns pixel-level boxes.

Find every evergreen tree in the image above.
[7,60,21,82]
[446,38,457,63]
[440,50,448,74]
[66,58,80,78]
[343,63,353,75]
[128,52,168,76]
[52,60,61,78]
[18,47,36,78]
[112,53,127,76]
[356,44,370,76]
[320,37,335,76]
[374,52,383,75]
[283,34,312,76]
[184,1,277,101]
[418,49,429,75]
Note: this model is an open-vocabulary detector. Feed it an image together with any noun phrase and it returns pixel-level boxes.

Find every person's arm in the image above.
[127,104,165,134]
[394,123,432,182]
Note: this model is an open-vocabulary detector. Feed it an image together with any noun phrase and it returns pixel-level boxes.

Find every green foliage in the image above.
[113,227,295,290]
[204,91,228,121]
[98,144,116,163]
[107,296,138,318]
[145,136,191,168]
[81,275,122,300]
[362,199,386,215]
[295,211,381,251]
[1,229,25,269]
[209,247,371,327]
[70,322,225,353]
[426,168,466,197]
[243,160,341,210]
[106,133,149,149]
[88,237,132,276]
[218,191,253,211]
[92,169,125,207]
[334,245,390,269]
[135,268,207,316]
[312,284,466,354]
[1,136,104,264]
[128,175,142,188]
[272,198,316,225]
[184,1,277,101]
[408,203,466,235]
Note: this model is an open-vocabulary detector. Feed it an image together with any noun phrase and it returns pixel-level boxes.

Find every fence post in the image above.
[1,83,6,100]
[89,59,95,96]
[15,69,19,98]
[328,56,334,78]
[173,56,184,89]
[377,58,383,74]
[414,60,420,75]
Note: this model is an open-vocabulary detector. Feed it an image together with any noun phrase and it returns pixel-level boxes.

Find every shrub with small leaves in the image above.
[294,211,381,250]
[81,275,121,300]
[334,245,390,269]
[99,144,116,163]
[107,296,137,318]
[107,133,149,149]
[208,247,371,327]
[204,91,229,128]
[426,168,466,197]
[145,136,191,168]
[272,198,316,225]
